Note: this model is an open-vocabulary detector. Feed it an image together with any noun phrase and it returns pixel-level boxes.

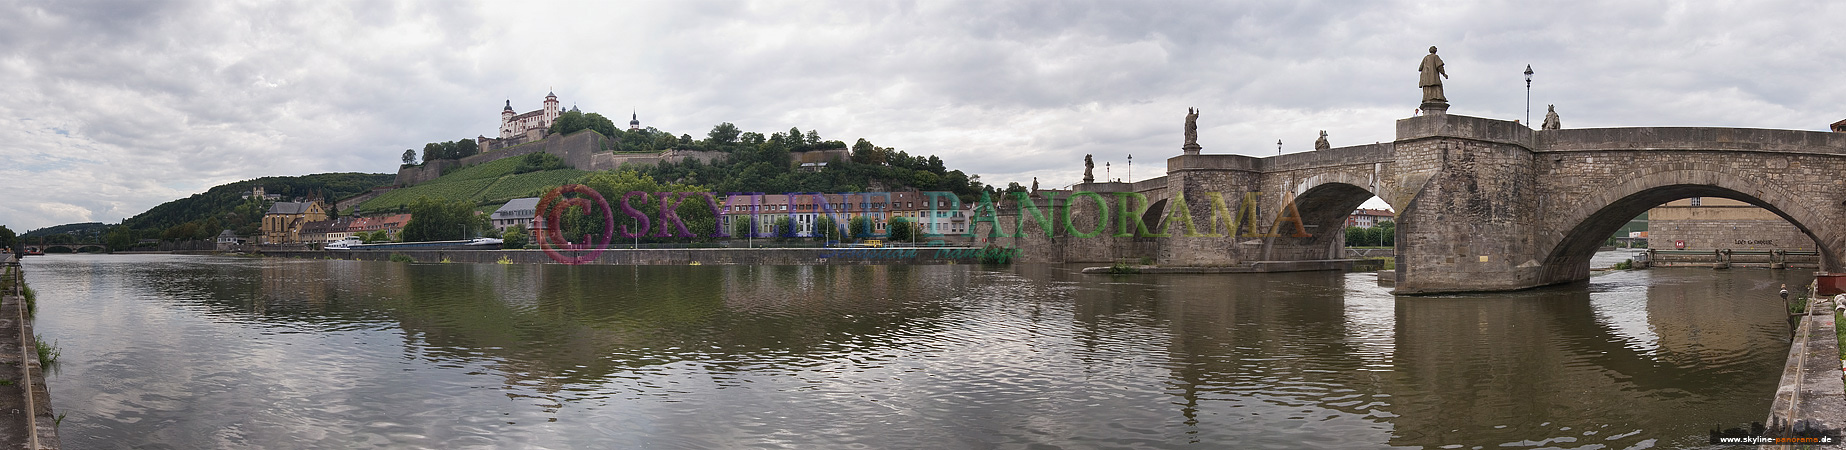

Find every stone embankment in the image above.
[1763,293,1846,445]
[0,255,60,449]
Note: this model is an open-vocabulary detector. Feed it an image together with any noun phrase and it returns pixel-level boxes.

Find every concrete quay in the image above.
[0,256,60,449]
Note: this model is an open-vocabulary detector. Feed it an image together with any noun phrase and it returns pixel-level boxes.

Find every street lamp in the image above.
[1277,139,1283,155]
[1524,65,1534,126]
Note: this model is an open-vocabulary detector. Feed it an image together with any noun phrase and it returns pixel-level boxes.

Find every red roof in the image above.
[347,214,411,232]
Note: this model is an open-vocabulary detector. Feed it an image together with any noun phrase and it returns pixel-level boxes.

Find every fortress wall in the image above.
[393,159,460,186]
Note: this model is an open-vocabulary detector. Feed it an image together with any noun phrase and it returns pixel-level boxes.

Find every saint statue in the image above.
[1419,46,1448,104]
[1313,130,1330,151]
[1184,108,1200,148]
[1031,177,1039,194]
[1542,105,1561,130]
[1083,155,1095,184]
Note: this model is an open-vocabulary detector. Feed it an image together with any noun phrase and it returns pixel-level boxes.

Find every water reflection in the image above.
[25,254,1799,449]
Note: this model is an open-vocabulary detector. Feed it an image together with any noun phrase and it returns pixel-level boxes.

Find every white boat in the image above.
[325,237,363,250]
[467,237,504,246]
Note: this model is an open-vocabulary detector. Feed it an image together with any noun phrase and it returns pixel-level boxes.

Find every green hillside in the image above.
[356,156,588,215]
[22,222,108,240]
[118,172,394,240]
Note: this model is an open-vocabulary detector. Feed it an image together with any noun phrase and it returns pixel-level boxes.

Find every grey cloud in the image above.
[2,0,1843,231]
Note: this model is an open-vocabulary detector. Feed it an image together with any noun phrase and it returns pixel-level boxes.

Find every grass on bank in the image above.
[35,334,58,373]
[1837,309,1845,362]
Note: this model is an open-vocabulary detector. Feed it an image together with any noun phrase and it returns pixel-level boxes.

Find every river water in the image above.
[22,253,1803,449]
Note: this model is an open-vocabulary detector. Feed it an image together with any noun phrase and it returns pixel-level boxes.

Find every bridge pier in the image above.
[1390,114,1548,294]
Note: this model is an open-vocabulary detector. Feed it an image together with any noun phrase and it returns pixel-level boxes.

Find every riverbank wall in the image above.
[1763,296,1846,444]
[261,247,996,265]
[0,257,60,449]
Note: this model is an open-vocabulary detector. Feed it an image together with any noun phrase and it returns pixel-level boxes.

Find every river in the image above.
[22,253,1802,449]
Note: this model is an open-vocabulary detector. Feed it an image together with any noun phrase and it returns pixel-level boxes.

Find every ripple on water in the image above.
[22,256,1794,449]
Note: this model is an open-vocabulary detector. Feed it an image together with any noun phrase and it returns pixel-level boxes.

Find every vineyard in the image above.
[358,157,589,214]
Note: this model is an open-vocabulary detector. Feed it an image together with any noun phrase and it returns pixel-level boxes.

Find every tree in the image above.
[402,149,417,166]
[652,132,679,151]
[401,197,483,242]
[549,110,619,139]
[502,225,528,249]
[577,170,719,242]
[105,226,135,251]
[422,142,443,162]
[814,215,841,241]
[771,217,796,241]
[707,122,741,145]
[0,225,16,254]
[888,217,917,242]
[847,216,876,239]
[453,139,479,159]
[851,138,887,165]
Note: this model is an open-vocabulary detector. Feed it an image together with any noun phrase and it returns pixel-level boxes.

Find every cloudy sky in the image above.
[1,0,1841,231]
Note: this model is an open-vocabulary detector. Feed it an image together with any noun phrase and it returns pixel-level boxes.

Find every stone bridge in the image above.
[1004,113,1846,294]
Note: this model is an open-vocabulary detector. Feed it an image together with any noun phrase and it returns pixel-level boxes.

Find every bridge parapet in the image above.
[1260,142,1394,171]
[1396,113,1535,148]
[1536,127,1846,154]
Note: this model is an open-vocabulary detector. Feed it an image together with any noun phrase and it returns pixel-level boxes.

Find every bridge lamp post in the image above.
[1524,65,1534,126]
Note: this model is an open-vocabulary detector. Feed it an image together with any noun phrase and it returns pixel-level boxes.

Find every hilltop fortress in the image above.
[393,93,726,187]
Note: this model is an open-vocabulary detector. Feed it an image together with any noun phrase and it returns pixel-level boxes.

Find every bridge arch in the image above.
[1260,174,1398,261]
[1536,166,1842,285]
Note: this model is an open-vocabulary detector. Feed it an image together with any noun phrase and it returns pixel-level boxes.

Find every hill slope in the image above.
[22,222,108,240]
[356,157,589,215]
[121,172,394,237]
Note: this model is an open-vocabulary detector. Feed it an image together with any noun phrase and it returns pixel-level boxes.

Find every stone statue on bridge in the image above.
[1183,108,1202,155]
[1314,130,1330,151]
[1542,105,1561,130]
[1419,46,1448,108]
[1083,154,1095,184]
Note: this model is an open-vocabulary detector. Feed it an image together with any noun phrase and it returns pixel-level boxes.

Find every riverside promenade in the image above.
[0,254,59,449]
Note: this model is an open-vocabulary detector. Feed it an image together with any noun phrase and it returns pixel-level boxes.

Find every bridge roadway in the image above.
[996,112,1846,293]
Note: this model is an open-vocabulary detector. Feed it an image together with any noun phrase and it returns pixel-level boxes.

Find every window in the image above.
[1689,197,1701,206]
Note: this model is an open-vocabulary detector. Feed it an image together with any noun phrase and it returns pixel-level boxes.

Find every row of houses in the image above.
[256,192,1400,246]
[258,200,410,245]
[483,191,973,239]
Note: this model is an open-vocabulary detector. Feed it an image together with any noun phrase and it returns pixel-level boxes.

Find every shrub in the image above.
[515,152,570,174]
